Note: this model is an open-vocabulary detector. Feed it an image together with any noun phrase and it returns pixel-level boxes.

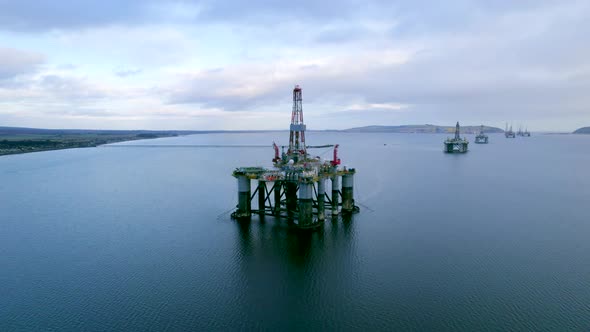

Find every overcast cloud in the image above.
[0,0,588,131]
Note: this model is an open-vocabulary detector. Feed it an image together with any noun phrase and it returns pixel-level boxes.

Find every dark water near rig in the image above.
[1,132,590,331]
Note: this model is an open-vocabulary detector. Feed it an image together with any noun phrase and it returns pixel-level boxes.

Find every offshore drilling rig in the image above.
[444,122,469,153]
[231,85,359,229]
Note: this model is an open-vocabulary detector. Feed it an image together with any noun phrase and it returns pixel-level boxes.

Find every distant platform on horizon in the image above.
[344,124,503,134]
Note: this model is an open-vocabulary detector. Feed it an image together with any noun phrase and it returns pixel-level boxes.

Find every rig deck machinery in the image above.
[231,85,359,229]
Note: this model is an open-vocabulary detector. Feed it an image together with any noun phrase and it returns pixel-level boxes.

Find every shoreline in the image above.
[0,133,180,157]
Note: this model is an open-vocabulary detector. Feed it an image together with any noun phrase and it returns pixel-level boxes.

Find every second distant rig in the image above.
[231,85,359,229]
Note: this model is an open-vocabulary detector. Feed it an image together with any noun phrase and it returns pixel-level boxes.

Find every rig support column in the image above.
[298,182,313,227]
[286,181,298,218]
[317,179,326,221]
[273,181,282,216]
[342,173,354,213]
[331,175,340,215]
[258,181,266,215]
[237,175,251,217]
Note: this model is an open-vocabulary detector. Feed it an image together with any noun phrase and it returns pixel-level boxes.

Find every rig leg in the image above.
[331,175,340,215]
[342,173,354,213]
[298,182,314,227]
[273,181,282,216]
[286,181,298,218]
[237,175,251,218]
[317,179,325,221]
[258,181,266,215]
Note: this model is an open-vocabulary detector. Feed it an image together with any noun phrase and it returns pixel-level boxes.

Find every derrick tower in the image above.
[288,85,306,161]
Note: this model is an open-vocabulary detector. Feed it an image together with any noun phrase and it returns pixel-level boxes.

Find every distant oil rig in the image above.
[475,125,489,144]
[444,122,469,153]
[505,123,516,138]
[505,123,531,138]
[231,85,359,229]
[517,125,531,137]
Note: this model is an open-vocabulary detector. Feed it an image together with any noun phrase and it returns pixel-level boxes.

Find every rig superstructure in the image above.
[444,122,469,153]
[520,125,531,137]
[505,123,516,138]
[523,128,531,137]
[231,85,359,229]
[475,125,489,144]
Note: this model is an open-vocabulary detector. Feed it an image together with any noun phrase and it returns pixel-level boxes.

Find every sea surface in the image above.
[1,132,590,331]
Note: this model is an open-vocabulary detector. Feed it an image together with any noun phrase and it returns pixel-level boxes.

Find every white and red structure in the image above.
[232,85,358,229]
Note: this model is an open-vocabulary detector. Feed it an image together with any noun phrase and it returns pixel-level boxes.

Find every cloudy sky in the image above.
[0,0,589,131]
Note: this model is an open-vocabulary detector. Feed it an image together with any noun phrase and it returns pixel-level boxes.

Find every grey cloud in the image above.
[44,107,118,117]
[38,74,109,100]
[313,26,368,44]
[194,0,365,24]
[0,0,564,34]
[0,74,110,100]
[300,64,320,71]
[0,47,45,79]
[115,68,142,77]
[169,82,285,111]
[57,63,77,70]
[388,0,562,38]
[205,68,224,74]
[0,0,149,31]
[165,0,590,124]
[166,67,282,109]
[0,0,361,32]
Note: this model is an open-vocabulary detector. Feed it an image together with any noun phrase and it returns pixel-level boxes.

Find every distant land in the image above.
[0,127,186,156]
[344,124,503,134]
[0,124,503,156]
[0,127,253,136]
[573,127,590,134]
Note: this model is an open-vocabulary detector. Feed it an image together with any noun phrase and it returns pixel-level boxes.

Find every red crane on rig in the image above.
[331,144,341,166]
[272,142,281,163]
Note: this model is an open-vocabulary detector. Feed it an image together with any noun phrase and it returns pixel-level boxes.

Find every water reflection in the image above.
[234,214,355,265]
[231,215,358,328]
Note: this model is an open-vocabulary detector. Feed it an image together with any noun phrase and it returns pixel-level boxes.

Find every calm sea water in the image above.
[1,132,590,331]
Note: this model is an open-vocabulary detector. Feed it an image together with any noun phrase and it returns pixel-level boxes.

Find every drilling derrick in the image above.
[288,85,306,162]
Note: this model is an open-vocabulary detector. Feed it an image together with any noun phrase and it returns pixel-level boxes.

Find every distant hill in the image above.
[0,126,190,156]
[344,124,503,134]
[573,127,590,134]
